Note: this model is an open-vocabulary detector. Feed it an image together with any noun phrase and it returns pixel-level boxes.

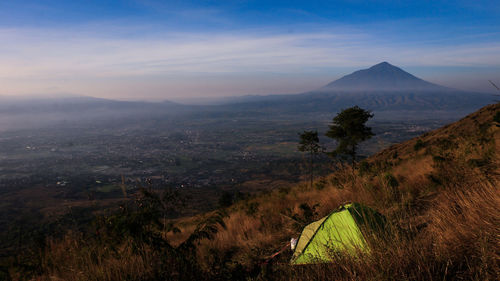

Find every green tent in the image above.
[291,203,386,265]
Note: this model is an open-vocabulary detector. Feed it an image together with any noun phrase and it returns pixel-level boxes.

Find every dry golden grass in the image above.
[39,235,157,281]
[258,174,499,281]
[191,103,500,278]
[31,103,500,280]
[427,179,500,273]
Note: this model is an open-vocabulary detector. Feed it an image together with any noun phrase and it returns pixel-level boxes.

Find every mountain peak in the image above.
[369,61,398,70]
[372,61,391,67]
[323,62,447,92]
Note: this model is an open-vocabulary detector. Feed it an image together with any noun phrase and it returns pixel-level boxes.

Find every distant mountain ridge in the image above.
[0,62,494,128]
[217,62,493,119]
[0,95,186,113]
[322,62,449,92]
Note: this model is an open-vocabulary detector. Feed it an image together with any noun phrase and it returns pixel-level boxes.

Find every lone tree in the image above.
[325,106,374,166]
[298,130,321,188]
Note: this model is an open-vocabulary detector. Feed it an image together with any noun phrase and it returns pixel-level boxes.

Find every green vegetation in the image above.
[494,110,500,124]
[382,172,399,188]
[298,130,322,188]
[413,139,426,151]
[358,160,371,176]
[325,106,374,165]
[218,191,235,208]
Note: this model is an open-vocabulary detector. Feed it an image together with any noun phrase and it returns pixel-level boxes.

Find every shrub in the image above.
[358,160,370,176]
[314,178,327,190]
[466,158,489,167]
[494,111,500,126]
[383,173,399,189]
[432,155,446,163]
[413,139,425,151]
[279,186,291,194]
[392,151,398,159]
[436,138,453,151]
[218,191,234,208]
[293,203,319,223]
[245,202,259,216]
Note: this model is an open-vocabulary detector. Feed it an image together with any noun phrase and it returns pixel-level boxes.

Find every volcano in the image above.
[323,62,449,92]
[222,62,494,119]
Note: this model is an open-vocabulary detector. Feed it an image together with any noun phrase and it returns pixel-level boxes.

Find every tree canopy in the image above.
[325,106,374,164]
[298,130,321,188]
[298,130,321,155]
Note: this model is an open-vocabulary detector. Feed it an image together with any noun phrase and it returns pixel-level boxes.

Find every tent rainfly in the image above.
[291,203,386,265]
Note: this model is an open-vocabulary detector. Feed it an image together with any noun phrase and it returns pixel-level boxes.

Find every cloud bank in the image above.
[1,25,499,100]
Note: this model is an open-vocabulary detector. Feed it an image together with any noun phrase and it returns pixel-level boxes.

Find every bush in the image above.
[279,186,291,195]
[494,111,500,125]
[293,203,319,223]
[314,178,327,190]
[383,173,399,189]
[245,202,259,216]
[392,151,398,159]
[218,191,234,208]
[358,161,371,176]
[413,139,425,151]
[467,158,489,167]
[435,138,453,151]
[432,155,446,163]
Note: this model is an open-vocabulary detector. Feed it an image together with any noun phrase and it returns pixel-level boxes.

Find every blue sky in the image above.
[0,0,499,100]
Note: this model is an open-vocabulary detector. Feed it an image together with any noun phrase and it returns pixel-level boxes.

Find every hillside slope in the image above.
[35,103,499,280]
[190,102,500,279]
[370,103,500,178]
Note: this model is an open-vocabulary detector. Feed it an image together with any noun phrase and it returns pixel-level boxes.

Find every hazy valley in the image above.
[1,62,498,280]
[1,63,481,218]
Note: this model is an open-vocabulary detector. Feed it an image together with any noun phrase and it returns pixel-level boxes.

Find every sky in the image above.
[0,0,499,101]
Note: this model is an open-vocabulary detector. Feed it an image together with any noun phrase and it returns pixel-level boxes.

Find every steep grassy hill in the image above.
[16,104,500,281]
[182,103,499,279]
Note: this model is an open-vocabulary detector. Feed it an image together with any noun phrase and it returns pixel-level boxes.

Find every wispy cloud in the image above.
[1,24,499,98]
